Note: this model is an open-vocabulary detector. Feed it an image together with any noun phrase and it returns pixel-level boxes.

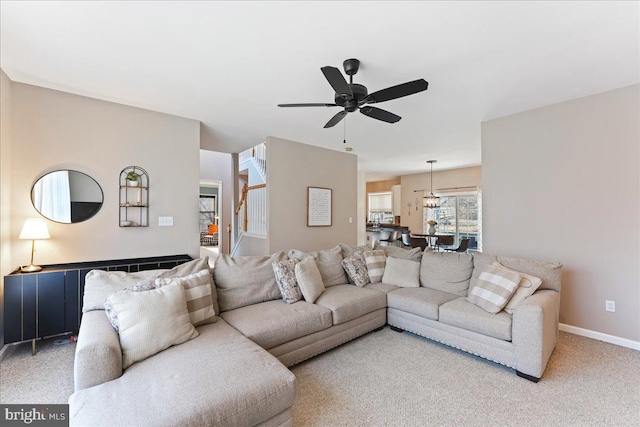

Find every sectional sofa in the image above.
[69,244,562,426]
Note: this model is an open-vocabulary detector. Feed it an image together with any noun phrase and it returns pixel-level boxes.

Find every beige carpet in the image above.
[1,329,639,426]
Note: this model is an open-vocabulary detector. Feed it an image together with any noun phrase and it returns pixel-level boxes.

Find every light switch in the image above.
[349,217,353,223]
[159,216,173,227]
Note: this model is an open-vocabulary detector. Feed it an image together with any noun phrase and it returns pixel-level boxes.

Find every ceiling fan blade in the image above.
[321,66,353,98]
[359,106,401,123]
[364,79,428,104]
[323,110,347,128]
[278,103,338,107]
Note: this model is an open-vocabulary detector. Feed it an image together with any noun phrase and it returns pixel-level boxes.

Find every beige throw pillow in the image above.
[155,270,217,325]
[492,262,543,314]
[106,281,199,369]
[295,258,325,303]
[363,250,386,283]
[382,257,420,288]
[467,264,521,314]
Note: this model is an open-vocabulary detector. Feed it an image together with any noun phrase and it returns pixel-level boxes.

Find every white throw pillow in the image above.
[382,257,420,288]
[106,281,199,369]
[295,258,325,303]
[492,262,543,314]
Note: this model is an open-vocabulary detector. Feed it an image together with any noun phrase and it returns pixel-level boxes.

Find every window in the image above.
[425,191,482,251]
[199,195,217,233]
[368,192,394,223]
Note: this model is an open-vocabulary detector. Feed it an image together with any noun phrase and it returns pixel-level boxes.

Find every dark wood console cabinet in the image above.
[3,254,192,354]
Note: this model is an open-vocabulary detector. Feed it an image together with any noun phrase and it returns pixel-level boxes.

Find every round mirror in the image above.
[31,170,104,224]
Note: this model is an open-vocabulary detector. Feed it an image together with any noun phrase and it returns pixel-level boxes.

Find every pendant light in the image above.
[423,160,439,208]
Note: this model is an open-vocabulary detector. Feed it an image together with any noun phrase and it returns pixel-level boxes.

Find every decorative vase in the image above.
[428,224,436,234]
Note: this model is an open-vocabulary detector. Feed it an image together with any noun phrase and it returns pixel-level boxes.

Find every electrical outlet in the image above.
[605,300,615,312]
[158,216,174,227]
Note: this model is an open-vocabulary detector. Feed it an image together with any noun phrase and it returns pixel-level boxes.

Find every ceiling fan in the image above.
[278,58,428,128]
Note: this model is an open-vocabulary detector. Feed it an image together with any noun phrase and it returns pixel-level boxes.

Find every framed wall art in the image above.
[307,187,332,227]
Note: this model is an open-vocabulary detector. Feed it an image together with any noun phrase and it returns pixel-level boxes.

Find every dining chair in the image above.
[401,233,411,248]
[409,236,428,251]
[445,238,470,253]
[380,230,401,247]
[435,235,454,251]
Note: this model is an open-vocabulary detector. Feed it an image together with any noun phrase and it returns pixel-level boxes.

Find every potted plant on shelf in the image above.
[126,171,140,187]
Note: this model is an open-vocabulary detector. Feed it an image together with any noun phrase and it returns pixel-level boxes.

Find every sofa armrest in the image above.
[512,289,560,380]
[74,310,123,391]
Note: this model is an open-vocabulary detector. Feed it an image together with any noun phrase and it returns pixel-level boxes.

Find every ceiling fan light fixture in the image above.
[423,160,439,209]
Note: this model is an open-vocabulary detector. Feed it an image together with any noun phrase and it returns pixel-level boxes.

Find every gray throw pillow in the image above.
[341,251,370,287]
[382,246,423,262]
[420,250,474,296]
[272,259,303,304]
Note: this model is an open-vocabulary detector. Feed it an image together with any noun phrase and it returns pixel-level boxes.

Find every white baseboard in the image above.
[560,323,640,350]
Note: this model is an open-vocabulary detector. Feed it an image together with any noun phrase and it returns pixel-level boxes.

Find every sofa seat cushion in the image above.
[439,297,513,341]
[364,282,399,294]
[220,300,332,349]
[315,284,387,325]
[387,287,459,320]
[69,319,296,427]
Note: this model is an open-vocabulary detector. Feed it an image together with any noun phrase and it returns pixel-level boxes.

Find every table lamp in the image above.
[19,218,50,273]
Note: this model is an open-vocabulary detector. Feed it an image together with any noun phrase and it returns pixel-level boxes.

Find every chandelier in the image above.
[423,160,439,209]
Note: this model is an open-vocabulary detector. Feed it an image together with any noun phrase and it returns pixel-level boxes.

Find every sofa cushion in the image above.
[295,258,325,303]
[83,269,166,313]
[341,251,370,287]
[493,262,543,314]
[289,246,348,286]
[105,281,199,369]
[420,250,474,296]
[496,255,563,292]
[387,287,460,320]
[439,297,513,341]
[69,319,296,427]
[272,259,303,304]
[382,245,422,262]
[214,252,287,312]
[315,284,387,325]
[364,282,399,294]
[220,300,332,349]
[363,250,386,283]
[382,257,420,288]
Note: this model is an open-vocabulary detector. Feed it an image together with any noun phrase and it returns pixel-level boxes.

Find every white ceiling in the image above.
[1,1,638,181]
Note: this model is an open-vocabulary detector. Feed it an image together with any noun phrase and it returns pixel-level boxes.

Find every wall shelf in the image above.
[119,166,149,227]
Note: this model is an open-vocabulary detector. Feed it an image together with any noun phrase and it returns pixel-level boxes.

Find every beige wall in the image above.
[482,84,639,342]
[10,83,201,265]
[400,166,482,233]
[1,70,13,347]
[200,149,234,254]
[266,136,357,253]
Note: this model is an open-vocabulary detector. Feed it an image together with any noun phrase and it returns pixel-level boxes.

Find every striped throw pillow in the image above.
[155,270,218,326]
[467,264,521,314]
[363,250,387,283]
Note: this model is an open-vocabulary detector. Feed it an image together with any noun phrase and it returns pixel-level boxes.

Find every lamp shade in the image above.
[19,218,50,240]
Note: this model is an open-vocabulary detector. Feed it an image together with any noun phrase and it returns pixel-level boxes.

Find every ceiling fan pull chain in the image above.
[343,116,347,144]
